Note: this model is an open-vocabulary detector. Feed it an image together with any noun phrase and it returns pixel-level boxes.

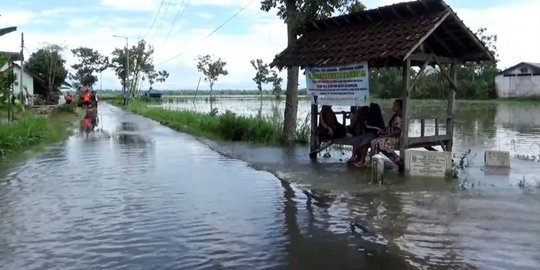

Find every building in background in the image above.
[0,62,34,97]
[496,62,540,98]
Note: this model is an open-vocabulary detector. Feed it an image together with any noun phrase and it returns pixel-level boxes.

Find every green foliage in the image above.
[270,70,283,99]
[370,28,500,100]
[71,47,109,87]
[0,53,15,103]
[260,0,365,33]
[148,70,169,91]
[0,111,75,158]
[0,117,48,157]
[250,59,283,99]
[370,67,402,99]
[111,39,159,97]
[25,44,68,94]
[116,101,309,144]
[196,55,228,95]
[250,59,270,93]
[261,0,365,137]
[53,103,76,114]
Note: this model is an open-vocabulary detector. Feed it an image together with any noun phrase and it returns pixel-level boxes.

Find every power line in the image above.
[156,0,256,66]
[150,0,173,42]
[142,0,166,40]
[162,0,187,45]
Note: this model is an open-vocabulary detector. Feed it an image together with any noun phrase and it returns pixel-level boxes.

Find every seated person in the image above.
[347,103,385,164]
[346,106,368,137]
[317,105,346,143]
[369,99,404,166]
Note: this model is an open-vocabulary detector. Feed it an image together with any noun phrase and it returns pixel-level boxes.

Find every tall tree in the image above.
[250,58,271,98]
[71,47,109,87]
[0,54,15,103]
[148,70,169,91]
[261,0,365,139]
[111,39,157,97]
[456,28,500,99]
[270,70,283,99]
[196,55,228,100]
[25,44,68,96]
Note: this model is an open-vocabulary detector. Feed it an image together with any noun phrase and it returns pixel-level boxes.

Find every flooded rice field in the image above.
[0,100,539,269]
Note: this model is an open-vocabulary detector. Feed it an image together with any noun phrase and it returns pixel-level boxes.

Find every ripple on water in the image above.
[2,103,540,270]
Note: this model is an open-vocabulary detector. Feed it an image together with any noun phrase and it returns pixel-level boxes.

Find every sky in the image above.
[0,0,539,91]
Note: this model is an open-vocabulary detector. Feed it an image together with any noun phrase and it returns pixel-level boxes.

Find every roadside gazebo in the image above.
[271,0,494,164]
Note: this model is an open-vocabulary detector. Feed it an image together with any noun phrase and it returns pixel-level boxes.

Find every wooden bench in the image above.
[309,111,450,158]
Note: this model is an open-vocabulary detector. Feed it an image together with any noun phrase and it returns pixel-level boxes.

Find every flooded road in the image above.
[1,102,539,269]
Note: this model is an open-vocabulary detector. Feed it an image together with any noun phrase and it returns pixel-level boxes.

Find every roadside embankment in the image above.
[0,104,80,164]
[110,100,309,145]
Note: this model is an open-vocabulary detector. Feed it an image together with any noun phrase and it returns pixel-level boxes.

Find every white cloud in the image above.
[100,0,160,11]
[188,0,252,7]
[148,15,287,89]
[455,1,540,69]
[1,0,538,91]
[196,12,214,19]
[0,10,35,26]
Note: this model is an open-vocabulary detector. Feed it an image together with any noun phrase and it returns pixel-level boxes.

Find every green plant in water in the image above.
[295,113,311,144]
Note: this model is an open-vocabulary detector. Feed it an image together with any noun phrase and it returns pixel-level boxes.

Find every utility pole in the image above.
[126,37,129,105]
[7,62,13,122]
[20,32,24,107]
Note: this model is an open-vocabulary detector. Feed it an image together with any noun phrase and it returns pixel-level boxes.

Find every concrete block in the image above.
[484,150,511,168]
[371,154,385,184]
[404,150,453,178]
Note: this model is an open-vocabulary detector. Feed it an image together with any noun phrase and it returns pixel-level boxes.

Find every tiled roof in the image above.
[271,0,494,68]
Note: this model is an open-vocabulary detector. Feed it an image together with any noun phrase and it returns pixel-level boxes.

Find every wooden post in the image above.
[420,119,425,137]
[309,104,318,158]
[435,118,439,136]
[400,59,411,162]
[446,63,457,151]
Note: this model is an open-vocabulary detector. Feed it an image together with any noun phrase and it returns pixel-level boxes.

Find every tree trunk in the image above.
[209,82,213,101]
[282,0,299,140]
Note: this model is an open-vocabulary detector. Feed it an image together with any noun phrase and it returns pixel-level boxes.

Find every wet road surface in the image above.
[0,102,539,269]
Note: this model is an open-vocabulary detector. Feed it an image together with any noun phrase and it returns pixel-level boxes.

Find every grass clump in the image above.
[115,100,307,145]
[0,110,78,160]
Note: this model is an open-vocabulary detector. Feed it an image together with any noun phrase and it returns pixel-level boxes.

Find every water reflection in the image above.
[278,178,417,269]
[1,102,539,269]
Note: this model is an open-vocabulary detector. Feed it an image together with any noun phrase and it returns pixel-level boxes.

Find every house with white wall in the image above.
[0,62,34,97]
[495,62,540,98]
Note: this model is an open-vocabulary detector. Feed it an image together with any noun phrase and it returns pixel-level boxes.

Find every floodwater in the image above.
[0,101,538,269]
